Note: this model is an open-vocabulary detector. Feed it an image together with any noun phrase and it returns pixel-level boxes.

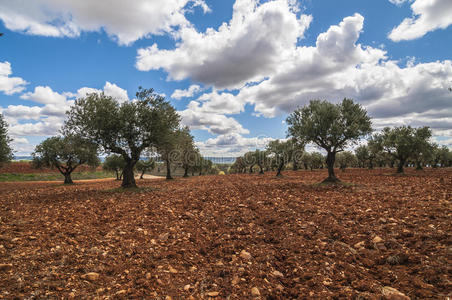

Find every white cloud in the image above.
[21,86,67,105]
[136,0,312,89]
[0,61,28,95]
[171,84,202,100]
[2,82,130,144]
[103,81,129,103]
[389,0,452,41]
[187,14,452,136]
[8,117,64,137]
[71,82,129,103]
[0,0,210,45]
[196,133,274,156]
[388,0,409,6]
[179,101,249,135]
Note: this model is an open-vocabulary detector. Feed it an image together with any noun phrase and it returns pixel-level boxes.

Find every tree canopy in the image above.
[32,135,99,184]
[287,99,372,182]
[375,126,432,173]
[0,114,13,167]
[64,87,180,187]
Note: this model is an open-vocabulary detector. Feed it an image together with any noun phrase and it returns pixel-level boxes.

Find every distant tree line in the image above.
[230,99,452,182]
[1,95,451,186]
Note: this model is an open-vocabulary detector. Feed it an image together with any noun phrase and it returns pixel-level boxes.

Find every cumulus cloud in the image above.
[0,0,210,45]
[0,61,28,95]
[136,0,312,89]
[388,0,409,6]
[171,84,202,100]
[185,13,451,137]
[2,81,130,142]
[196,133,274,156]
[389,0,452,41]
[179,101,249,135]
[21,86,67,105]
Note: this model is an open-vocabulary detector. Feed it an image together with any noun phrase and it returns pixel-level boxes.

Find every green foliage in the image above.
[310,152,325,169]
[286,99,372,152]
[103,154,126,180]
[136,158,156,179]
[335,151,357,171]
[287,98,372,182]
[230,157,247,173]
[32,135,99,184]
[431,145,451,167]
[64,87,180,187]
[355,145,370,168]
[376,126,433,173]
[0,114,13,167]
[266,139,299,176]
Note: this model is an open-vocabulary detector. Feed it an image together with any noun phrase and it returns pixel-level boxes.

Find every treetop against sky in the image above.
[0,0,451,156]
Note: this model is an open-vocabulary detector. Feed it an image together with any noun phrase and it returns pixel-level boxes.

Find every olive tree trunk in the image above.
[324,151,339,183]
[276,159,284,177]
[64,173,74,184]
[122,160,137,188]
[397,159,405,173]
[166,158,173,180]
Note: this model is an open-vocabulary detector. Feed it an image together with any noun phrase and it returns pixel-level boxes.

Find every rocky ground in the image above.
[0,168,450,299]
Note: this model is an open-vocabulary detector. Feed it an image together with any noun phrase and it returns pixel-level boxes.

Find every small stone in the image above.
[231,276,240,285]
[169,266,178,274]
[81,272,100,281]
[184,284,191,291]
[381,286,410,300]
[354,241,365,249]
[240,250,252,260]
[0,263,12,271]
[159,233,169,241]
[28,236,37,240]
[115,290,127,296]
[165,296,172,300]
[207,291,219,297]
[145,272,151,280]
[372,236,383,243]
[272,270,284,277]
[251,287,260,297]
[69,292,75,298]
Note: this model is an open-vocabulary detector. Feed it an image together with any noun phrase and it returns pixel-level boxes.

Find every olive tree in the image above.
[287,99,372,182]
[64,88,180,188]
[376,126,432,173]
[335,151,357,171]
[103,154,125,180]
[176,127,197,178]
[267,140,292,176]
[32,135,99,184]
[136,158,156,179]
[355,145,369,168]
[0,114,13,167]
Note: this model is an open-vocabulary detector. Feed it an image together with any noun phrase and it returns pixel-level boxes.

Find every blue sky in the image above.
[0,0,451,156]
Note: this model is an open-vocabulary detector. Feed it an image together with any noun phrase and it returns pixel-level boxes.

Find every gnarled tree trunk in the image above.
[397,159,405,173]
[122,160,137,188]
[323,151,339,183]
[166,158,173,180]
[64,173,74,184]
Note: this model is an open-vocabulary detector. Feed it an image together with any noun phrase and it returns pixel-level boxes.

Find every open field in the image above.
[0,162,113,182]
[0,169,451,299]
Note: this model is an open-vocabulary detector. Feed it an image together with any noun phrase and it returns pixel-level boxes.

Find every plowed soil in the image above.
[0,168,451,299]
